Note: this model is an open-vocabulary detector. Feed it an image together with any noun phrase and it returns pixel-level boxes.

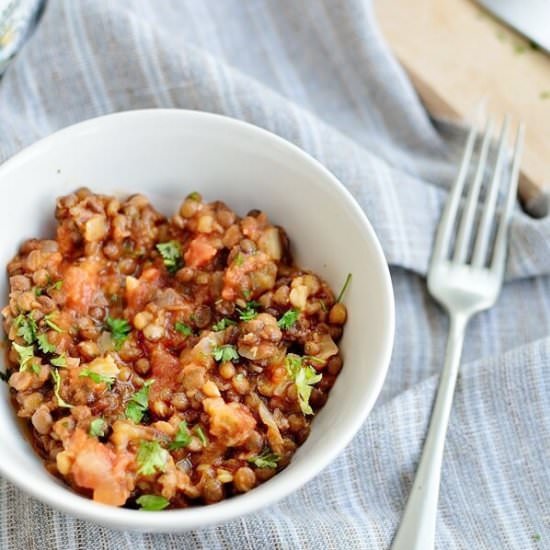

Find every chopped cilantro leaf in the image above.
[234,252,244,266]
[237,301,259,321]
[277,308,299,330]
[175,322,192,336]
[34,287,43,296]
[136,494,170,511]
[156,241,182,273]
[80,368,115,388]
[13,343,35,372]
[44,313,63,333]
[295,365,322,415]
[51,354,66,367]
[212,318,236,331]
[50,368,72,408]
[125,380,154,423]
[89,418,107,437]
[248,447,279,469]
[105,317,131,350]
[212,344,239,363]
[336,273,352,302]
[194,426,208,446]
[15,314,37,344]
[51,280,63,291]
[285,354,322,415]
[285,354,302,378]
[125,401,143,424]
[136,440,168,476]
[242,289,251,299]
[37,334,56,354]
[168,421,192,450]
[187,191,201,201]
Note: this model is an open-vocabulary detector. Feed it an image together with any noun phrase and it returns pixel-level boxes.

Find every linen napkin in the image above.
[0,1,548,548]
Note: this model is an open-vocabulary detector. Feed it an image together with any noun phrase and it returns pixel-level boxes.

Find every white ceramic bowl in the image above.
[0,110,394,532]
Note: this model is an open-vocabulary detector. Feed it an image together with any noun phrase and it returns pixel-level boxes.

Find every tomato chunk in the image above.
[203,397,256,446]
[184,235,217,268]
[150,346,181,394]
[63,263,98,314]
[65,429,132,506]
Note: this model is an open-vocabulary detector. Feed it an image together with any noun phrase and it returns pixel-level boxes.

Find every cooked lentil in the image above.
[2,189,347,509]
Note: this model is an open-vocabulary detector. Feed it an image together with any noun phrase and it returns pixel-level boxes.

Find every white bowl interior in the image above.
[0,110,393,531]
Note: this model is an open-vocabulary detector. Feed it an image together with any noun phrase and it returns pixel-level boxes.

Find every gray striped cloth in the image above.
[1,1,549,548]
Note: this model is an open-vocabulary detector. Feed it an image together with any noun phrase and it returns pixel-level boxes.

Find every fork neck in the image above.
[448,311,469,332]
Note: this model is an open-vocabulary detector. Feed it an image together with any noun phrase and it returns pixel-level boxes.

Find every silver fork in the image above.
[391,115,525,550]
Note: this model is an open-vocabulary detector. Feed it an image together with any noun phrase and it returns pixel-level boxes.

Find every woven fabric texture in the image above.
[0,1,548,548]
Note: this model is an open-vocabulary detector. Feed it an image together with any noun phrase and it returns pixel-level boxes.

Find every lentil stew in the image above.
[2,189,347,509]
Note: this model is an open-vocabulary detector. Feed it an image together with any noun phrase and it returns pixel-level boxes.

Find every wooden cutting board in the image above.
[373,0,550,217]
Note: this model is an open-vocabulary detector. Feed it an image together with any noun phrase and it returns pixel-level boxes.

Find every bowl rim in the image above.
[0,109,394,531]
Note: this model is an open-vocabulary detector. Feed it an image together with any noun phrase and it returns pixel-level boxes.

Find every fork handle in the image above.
[391,313,468,550]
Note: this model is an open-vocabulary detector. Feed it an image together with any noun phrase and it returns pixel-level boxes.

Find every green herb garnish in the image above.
[37,334,56,354]
[168,421,191,450]
[156,241,182,273]
[336,273,352,302]
[79,368,115,388]
[105,316,131,350]
[237,301,259,321]
[194,426,208,446]
[50,368,72,408]
[51,280,63,291]
[50,354,66,367]
[136,440,168,476]
[89,418,107,438]
[125,380,154,423]
[212,344,239,363]
[136,494,170,511]
[285,354,322,415]
[187,191,201,201]
[212,318,236,331]
[15,314,37,344]
[277,308,299,330]
[174,322,193,336]
[35,279,63,296]
[44,313,63,333]
[248,447,279,469]
[234,253,244,267]
[12,343,36,373]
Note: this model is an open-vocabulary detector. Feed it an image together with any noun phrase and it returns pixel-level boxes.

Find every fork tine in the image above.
[490,123,525,275]
[453,118,494,263]
[471,116,510,267]
[431,124,478,261]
